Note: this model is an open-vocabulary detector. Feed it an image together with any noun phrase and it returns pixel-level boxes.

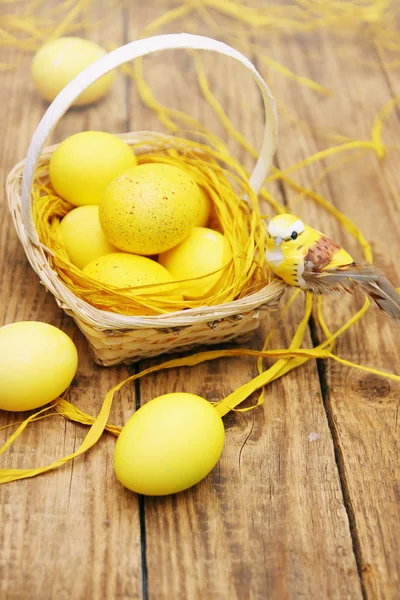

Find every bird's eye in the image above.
[291,231,298,240]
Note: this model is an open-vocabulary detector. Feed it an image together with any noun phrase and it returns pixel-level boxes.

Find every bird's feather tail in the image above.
[357,276,400,319]
[304,264,400,320]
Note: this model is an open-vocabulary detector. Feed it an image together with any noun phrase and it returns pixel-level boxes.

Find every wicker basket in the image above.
[6,33,283,366]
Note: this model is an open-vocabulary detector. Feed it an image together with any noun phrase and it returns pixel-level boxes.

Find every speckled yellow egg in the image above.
[114,392,225,496]
[0,322,78,412]
[158,227,232,299]
[82,252,181,300]
[59,205,117,269]
[193,187,212,227]
[32,37,114,105]
[49,131,137,206]
[99,163,203,255]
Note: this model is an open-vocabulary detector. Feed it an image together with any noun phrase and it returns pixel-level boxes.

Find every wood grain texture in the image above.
[264,26,400,600]
[126,5,361,599]
[0,4,142,600]
[0,1,398,599]
[139,340,363,600]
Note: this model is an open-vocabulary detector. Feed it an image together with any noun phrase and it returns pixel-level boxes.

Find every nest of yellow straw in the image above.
[8,131,285,365]
[33,135,268,316]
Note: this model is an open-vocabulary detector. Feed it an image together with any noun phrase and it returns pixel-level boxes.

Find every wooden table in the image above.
[1,2,399,598]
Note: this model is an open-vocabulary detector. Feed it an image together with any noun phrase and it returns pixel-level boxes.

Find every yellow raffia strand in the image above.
[189,0,396,37]
[0,0,122,65]
[277,102,355,145]
[47,0,92,41]
[260,289,302,357]
[273,171,374,263]
[0,382,116,484]
[214,292,315,415]
[0,412,59,431]
[317,295,333,343]
[259,189,286,215]
[266,140,380,184]
[190,53,286,216]
[53,399,122,436]
[0,404,56,457]
[371,94,400,155]
[255,288,302,407]
[0,61,17,70]
[123,56,231,157]
[306,149,367,193]
[190,6,332,99]
[257,54,333,96]
[192,52,255,157]
[140,2,195,37]
[129,60,227,151]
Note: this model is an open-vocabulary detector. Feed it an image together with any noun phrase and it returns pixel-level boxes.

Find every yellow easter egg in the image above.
[82,252,181,300]
[193,187,212,227]
[99,163,203,255]
[158,227,232,299]
[59,205,117,269]
[114,392,225,496]
[49,131,137,206]
[31,37,114,106]
[0,322,78,412]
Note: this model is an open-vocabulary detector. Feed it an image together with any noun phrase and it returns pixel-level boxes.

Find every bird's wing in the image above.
[303,263,400,319]
[302,261,359,294]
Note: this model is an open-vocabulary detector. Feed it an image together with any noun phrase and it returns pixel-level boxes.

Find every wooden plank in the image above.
[0,4,143,599]
[127,4,362,598]
[264,27,400,599]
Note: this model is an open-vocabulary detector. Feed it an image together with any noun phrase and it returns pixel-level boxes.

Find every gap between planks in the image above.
[258,26,400,599]
[250,44,369,598]
[121,8,149,597]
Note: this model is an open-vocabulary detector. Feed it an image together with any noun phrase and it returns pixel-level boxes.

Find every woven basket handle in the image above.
[21,33,277,242]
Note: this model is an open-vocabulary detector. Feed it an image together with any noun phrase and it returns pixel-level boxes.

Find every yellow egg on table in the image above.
[0,322,78,412]
[31,37,114,105]
[114,392,225,496]
[158,227,232,299]
[193,187,212,228]
[49,131,137,206]
[82,252,182,300]
[59,205,117,269]
[99,163,203,255]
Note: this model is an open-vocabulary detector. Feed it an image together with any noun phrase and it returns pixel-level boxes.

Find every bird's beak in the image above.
[275,236,283,246]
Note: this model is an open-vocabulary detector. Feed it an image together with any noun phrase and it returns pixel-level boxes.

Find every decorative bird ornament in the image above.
[266,213,400,319]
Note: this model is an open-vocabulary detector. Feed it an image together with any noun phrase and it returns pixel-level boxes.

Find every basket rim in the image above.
[7,131,286,331]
